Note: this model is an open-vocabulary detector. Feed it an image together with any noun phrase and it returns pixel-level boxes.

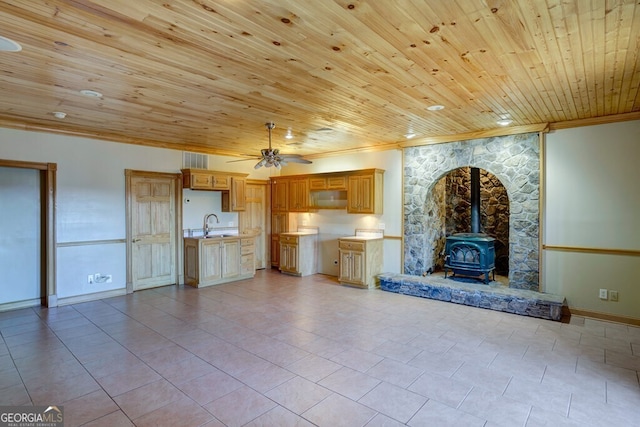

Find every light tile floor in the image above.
[1,270,639,426]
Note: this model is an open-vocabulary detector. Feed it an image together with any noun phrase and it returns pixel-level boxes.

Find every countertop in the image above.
[280,231,318,236]
[339,235,384,241]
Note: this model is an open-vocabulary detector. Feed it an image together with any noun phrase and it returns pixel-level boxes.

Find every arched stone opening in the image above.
[403,133,540,291]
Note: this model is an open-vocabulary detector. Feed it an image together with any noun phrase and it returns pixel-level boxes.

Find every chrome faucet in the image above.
[203,213,219,235]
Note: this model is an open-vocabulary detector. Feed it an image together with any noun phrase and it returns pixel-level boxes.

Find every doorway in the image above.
[240,180,269,269]
[125,170,182,292]
[0,160,56,309]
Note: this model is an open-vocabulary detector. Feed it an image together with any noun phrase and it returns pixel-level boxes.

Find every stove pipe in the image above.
[470,167,481,233]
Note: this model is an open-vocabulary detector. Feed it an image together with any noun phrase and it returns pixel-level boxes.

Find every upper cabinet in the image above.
[271,177,289,212]
[289,178,309,212]
[221,176,246,212]
[347,169,384,214]
[181,169,247,212]
[270,169,383,214]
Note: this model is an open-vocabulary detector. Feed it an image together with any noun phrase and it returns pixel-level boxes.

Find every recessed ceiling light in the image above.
[404,132,416,139]
[52,111,67,119]
[496,114,512,126]
[0,35,22,52]
[80,89,103,98]
[427,105,445,111]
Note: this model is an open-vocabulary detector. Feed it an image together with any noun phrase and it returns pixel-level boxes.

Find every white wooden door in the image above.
[242,182,267,269]
[129,173,177,291]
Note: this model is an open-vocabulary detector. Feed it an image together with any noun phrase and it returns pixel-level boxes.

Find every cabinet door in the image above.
[272,178,289,212]
[289,178,309,212]
[271,236,280,267]
[327,176,347,190]
[280,242,298,273]
[201,241,222,282]
[309,177,327,190]
[338,250,353,282]
[231,177,246,211]
[347,174,376,213]
[221,240,240,278]
[190,172,213,190]
[350,250,365,285]
[212,174,230,190]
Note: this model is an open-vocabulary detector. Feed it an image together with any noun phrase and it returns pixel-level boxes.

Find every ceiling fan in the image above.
[231,122,312,169]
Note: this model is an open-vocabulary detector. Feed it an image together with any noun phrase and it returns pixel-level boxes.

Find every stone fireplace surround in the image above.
[403,132,540,291]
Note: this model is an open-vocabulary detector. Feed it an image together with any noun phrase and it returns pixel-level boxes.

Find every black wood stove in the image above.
[444,233,496,283]
[443,167,496,284]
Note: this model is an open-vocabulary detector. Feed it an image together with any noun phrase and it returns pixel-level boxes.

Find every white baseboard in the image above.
[0,298,41,312]
[57,288,127,306]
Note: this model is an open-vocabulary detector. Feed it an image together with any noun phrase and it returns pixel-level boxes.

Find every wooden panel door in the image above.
[128,171,179,292]
[241,182,267,269]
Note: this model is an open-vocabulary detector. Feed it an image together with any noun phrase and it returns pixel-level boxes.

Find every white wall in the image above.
[544,120,640,319]
[0,167,40,304]
[0,128,272,303]
[284,149,404,275]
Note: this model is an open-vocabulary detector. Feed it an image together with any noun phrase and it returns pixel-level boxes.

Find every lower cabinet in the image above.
[279,233,318,277]
[240,237,255,275]
[338,237,383,288]
[184,236,255,287]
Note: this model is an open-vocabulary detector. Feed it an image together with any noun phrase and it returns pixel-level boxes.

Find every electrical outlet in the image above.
[610,290,619,302]
[87,274,94,284]
[599,289,608,300]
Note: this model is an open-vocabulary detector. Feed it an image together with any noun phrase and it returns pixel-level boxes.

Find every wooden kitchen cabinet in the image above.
[240,237,255,275]
[271,177,289,212]
[338,237,383,288]
[288,178,309,212]
[347,169,384,214]
[279,233,317,276]
[309,174,347,191]
[184,236,254,287]
[270,212,291,267]
[221,176,246,211]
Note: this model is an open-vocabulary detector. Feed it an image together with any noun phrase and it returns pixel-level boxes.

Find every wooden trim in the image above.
[399,123,550,148]
[246,178,270,185]
[568,307,640,327]
[383,235,402,241]
[543,244,640,257]
[57,289,127,307]
[539,131,546,292]
[0,159,50,170]
[57,239,126,247]
[548,111,640,131]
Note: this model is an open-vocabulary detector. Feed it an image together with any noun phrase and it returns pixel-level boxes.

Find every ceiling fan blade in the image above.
[254,158,267,169]
[227,157,260,163]
[284,157,312,164]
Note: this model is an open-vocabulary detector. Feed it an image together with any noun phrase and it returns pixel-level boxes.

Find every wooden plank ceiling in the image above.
[0,0,638,159]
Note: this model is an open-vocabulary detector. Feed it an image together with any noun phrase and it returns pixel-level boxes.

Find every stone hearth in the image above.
[379,273,566,321]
